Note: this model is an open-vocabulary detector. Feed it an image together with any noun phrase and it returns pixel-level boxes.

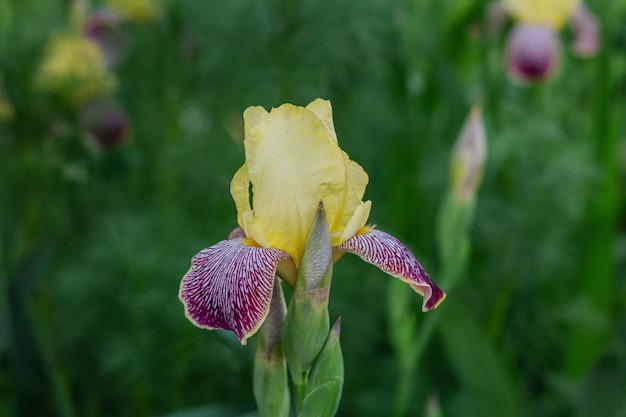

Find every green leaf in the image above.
[298,381,343,417]
[297,318,343,417]
[439,302,524,417]
[155,405,243,417]
[575,345,626,417]
[387,279,417,367]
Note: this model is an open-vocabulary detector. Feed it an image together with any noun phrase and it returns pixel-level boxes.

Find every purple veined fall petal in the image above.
[505,24,560,84]
[179,238,290,345]
[337,229,446,311]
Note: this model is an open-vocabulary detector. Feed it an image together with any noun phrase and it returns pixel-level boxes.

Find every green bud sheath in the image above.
[254,280,290,417]
[285,203,333,372]
[296,202,333,293]
[253,344,290,417]
[286,280,331,372]
[299,318,344,417]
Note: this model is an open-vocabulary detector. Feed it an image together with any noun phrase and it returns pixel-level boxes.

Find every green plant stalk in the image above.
[282,283,343,417]
[391,194,475,417]
[0,231,16,415]
[297,318,343,417]
[254,342,290,417]
[281,204,343,417]
[283,269,333,414]
[30,295,76,417]
[564,1,619,378]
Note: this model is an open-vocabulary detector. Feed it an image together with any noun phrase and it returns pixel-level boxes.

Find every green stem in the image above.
[292,371,306,413]
[392,307,442,417]
[563,0,618,377]
[29,294,76,417]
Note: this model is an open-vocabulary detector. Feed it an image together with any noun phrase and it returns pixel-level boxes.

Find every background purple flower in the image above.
[506,24,560,83]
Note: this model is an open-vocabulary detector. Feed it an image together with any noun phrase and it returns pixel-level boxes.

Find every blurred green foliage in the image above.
[1,0,625,417]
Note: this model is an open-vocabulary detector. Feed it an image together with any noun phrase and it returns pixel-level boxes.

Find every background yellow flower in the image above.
[502,0,580,28]
[34,34,116,106]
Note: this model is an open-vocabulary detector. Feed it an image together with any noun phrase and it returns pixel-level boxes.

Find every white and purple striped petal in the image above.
[179,238,290,345]
[337,229,445,311]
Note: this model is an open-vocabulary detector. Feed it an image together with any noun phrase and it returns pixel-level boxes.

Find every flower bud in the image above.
[450,107,487,203]
[299,318,344,417]
[284,284,331,373]
[83,8,126,66]
[284,204,332,373]
[570,4,600,58]
[486,1,507,37]
[296,202,333,292]
[254,280,290,417]
[505,24,560,84]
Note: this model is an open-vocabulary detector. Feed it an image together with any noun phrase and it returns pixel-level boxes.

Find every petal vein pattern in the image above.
[337,229,446,311]
[179,239,290,344]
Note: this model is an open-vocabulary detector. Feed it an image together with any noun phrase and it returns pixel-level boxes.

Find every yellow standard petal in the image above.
[325,153,371,246]
[503,0,580,28]
[306,98,338,142]
[230,163,252,230]
[240,103,346,265]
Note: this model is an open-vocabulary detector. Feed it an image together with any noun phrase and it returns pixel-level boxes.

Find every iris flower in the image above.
[34,34,116,106]
[489,0,600,84]
[179,99,445,344]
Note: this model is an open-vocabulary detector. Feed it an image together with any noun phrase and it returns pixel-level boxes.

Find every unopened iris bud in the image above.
[84,8,126,66]
[450,107,487,203]
[296,202,333,292]
[486,1,507,37]
[505,24,560,84]
[285,204,332,372]
[570,4,600,57]
[254,280,290,417]
[299,318,344,417]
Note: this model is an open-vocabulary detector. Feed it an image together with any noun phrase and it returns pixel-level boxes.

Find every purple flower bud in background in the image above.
[83,104,130,148]
[83,8,126,66]
[506,24,560,84]
[570,4,600,57]
[486,1,508,38]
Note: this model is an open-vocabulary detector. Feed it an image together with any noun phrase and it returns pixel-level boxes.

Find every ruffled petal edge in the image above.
[337,229,446,311]
[179,238,290,344]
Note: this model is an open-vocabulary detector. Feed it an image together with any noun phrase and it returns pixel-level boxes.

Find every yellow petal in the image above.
[243,106,269,138]
[306,98,338,142]
[230,163,252,228]
[338,200,372,244]
[325,153,370,245]
[243,103,346,264]
[503,0,580,28]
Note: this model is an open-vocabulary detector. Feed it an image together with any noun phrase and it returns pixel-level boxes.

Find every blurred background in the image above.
[1,0,625,416]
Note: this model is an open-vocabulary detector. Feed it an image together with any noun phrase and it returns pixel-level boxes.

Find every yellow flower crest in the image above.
[503,0,580,28]
[230,99,372,266]
[107,0,162,23]
[35,34,116,106]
